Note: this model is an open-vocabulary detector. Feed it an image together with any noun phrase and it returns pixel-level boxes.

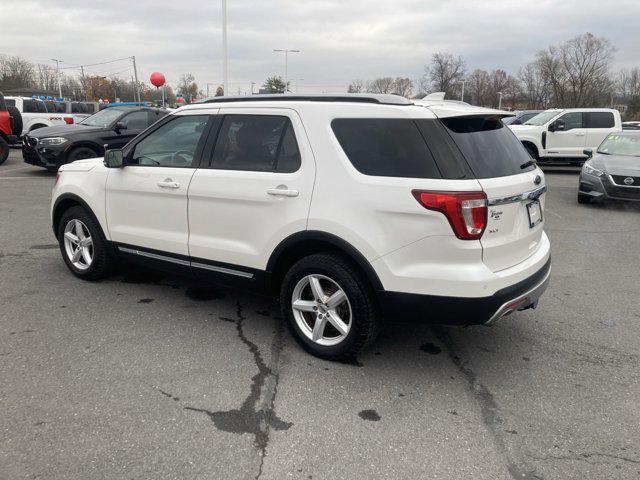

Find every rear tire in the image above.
[577,193,591,204]
[0,136,8,165]
[280,253,380,360]
[57,206,115,280]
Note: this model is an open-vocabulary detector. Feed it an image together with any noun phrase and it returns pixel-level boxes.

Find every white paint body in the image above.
[53,99,550,299]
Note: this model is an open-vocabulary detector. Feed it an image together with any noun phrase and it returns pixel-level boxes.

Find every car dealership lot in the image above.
[1,149,639,480]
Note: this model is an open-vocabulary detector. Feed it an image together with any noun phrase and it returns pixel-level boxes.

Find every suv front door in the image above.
[105,113,213,259]
[546,112,586,157]
[187,108,315,279]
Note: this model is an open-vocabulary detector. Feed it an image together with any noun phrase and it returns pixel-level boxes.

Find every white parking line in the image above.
[545,208,562,219]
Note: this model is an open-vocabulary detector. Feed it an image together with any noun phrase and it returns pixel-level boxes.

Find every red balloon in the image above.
[177,97,185,103]
[150,72,166,87]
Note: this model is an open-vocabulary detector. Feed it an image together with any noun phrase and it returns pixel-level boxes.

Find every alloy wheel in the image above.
[63,219,94,270]
[291,274,352,346]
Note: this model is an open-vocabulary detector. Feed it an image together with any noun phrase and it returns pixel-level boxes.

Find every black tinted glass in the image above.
[211,115,291,172]
[331,119,444,179]
[440,116,534,178]
[5,99,15,108]
[23,100,37,113]
[585,112,614,128]
[44,102,56,113]
[275,123,302,172]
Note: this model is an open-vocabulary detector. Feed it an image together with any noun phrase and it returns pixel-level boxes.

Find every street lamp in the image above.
[273,49,300,92]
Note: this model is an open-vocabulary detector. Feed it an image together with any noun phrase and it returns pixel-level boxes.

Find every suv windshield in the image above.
[524,111,561,126]
[597,133,640,157]
[79,108,124,127]
[440,116,536,178]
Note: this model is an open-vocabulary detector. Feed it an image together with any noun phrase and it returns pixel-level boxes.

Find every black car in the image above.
[578,130,640,203]
[22,106,168,171]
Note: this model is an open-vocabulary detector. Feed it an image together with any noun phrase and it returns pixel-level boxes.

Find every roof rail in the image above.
[196,93,413,106]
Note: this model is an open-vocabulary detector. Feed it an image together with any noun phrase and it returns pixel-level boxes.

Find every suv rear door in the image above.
[440,115,546,272]
[187,108,315,275]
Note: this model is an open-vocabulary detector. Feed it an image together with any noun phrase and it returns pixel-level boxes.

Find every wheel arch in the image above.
[68,141,104,156]
[521,140,539,158]
[265,231,384,295]
[52,193,105,241]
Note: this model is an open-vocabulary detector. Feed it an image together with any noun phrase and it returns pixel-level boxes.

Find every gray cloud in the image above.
[1,0,639,94]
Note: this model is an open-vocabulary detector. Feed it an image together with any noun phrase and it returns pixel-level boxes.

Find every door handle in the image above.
[157,179,180,189]
[267,186,299,197]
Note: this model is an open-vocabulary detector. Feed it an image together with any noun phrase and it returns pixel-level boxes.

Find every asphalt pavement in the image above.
[1,148,639,480]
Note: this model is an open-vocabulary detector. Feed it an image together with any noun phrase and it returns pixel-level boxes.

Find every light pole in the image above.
[51,58,63,98]
[273,49,300,92]
[460,79,466,102]
[222,0,228,95]
[498,92,503,110]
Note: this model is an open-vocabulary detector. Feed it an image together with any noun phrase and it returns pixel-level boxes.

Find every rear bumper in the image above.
[377,257,551,326]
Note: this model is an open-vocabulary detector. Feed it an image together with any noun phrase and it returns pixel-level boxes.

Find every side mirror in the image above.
[550,120,565,132]
[583,148,593,158]
[114,121,127,132]
[104,149,123,168]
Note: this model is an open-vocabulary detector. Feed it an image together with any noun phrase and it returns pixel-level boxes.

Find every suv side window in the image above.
[120,110,149,130]
[5,99,15,108]
[211,114,301,172]
[585,112,614,128]
[557,112,583,131]
[130,115,209,167]
[332,118,446,179]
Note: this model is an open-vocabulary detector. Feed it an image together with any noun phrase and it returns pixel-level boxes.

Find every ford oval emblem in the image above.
[624,177,634,185]
[534,175,542,185]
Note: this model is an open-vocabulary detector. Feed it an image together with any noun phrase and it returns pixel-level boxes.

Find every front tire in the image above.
[57,206,115,280]
[280,253,380,360]
[67,146,99,163]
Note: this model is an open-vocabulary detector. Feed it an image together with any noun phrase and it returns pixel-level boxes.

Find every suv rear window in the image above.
[331,118,470,179]
[585,112,614,128]
[440,116,535,178]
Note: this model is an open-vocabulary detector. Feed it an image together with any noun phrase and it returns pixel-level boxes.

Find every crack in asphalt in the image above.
[528,451,640,465]
[185,300,291,480]
[434,327,543,480]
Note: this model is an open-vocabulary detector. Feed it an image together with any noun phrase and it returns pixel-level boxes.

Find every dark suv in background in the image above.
[23,105,168,171]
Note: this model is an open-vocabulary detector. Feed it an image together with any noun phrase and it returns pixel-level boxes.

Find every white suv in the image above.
[51,94,551,360]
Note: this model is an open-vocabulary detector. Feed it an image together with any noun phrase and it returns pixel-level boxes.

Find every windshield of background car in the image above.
[79,108,124,127]
[440,115,536,178]
[597,133,640,157]
[524,111,561,126]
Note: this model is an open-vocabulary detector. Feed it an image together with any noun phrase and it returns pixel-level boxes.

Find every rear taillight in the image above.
[412,190,487,240]
[64,117,74,124]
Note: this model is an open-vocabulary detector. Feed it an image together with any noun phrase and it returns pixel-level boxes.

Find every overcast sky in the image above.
[2,0,639,94]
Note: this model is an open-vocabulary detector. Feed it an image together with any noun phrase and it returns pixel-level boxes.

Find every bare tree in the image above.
[392,77,413,97]
[367,77,395,94]
[466,69,491,106]
[177,73,199,102]
[425,52,466,98]
[347,79,365,93]
[518,62,548,109]
[536,33,614,107]
[0,55,35,90]
[617,67,640,118]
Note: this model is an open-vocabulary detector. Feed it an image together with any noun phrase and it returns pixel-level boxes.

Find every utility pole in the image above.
[273,49,300,92]
[51,58,63,99]
[222,0,228,95]
[131,56,140,102]
[80,65,87,101]
[460,80,466,102]
[498,92,503,110]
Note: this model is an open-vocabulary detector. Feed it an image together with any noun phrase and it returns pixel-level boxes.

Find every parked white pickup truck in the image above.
[509,108,622,165]
[5,96,75,136]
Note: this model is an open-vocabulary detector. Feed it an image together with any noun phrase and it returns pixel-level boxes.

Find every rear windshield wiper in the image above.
[520,159,536,169]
